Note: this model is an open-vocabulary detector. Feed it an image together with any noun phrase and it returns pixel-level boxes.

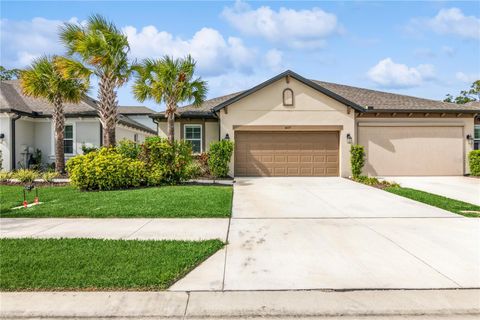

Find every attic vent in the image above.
[283,88,294,106]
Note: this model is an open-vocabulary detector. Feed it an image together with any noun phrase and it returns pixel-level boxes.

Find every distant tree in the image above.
[0,66,21,80]
[444,80,480,104]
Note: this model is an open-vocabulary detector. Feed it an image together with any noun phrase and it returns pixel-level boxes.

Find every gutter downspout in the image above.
[11,114,21,170]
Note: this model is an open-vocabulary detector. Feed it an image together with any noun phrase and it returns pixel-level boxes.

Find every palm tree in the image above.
[20,56,89,173]
[133,55,207,143]
[59,14,131,146]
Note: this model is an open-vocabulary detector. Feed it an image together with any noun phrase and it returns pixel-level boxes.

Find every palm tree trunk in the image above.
[52,96,65,173]
[98,74,118,147]
[167,111,175,144]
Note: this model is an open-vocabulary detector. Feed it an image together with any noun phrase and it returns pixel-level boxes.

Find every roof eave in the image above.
[363,109,479,114]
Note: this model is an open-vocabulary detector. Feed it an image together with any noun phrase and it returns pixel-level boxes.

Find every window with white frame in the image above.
[474,125,480,150]
[184,124,202,153]
[64,125,74,154]
[134,133,139,143]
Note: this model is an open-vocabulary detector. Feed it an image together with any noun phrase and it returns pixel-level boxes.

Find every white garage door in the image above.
[358,125,464,176]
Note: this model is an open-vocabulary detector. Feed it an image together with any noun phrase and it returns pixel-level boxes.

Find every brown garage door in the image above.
[235,131,339,177]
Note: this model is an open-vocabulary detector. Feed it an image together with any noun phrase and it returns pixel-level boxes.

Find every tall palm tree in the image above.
[59,14,131,146]
[20,56,89,173]
[133,55,207,143]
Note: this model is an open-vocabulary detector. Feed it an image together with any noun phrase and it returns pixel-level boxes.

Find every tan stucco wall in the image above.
[357,117,475,175]
[158,122,181,140]
[219,77,356,177]
[205,121,219,151]
[116,125,151,143]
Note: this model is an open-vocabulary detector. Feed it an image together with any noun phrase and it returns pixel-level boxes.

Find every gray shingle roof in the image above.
[312,80,479,111]
[0,80,156,134]
[118,106,155,115]
[152,73,480,118]
[1,80,96,115]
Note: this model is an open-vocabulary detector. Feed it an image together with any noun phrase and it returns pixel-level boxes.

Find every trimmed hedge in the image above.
[67,148,146,191]
[208,140,234,178]
[469,150,480,176]
[67,138,195,190]
[350,144,365,178]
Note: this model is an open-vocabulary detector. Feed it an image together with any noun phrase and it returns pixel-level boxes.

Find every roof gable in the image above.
[212,70,365,113]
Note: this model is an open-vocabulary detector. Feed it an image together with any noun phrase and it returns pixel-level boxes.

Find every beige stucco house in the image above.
[153,70,480,177]
[0,80,156,171]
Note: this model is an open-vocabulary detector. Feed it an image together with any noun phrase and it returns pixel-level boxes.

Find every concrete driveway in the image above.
[382,176,480,206]
[172,177,480,291]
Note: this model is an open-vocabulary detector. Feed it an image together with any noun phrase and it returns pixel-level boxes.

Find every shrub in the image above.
[193,152,210,177]
[13,169,38,183]
[30,149,42,170]
[350,144,365,178]
[67,148,147,190]
[469,150,480,176]
[41,170,59,182]
[81,145,98,155]
[139,137,193,184]
[208,140,234,179]
[0,171,12,182]
[352,175,399,188]
[116,139,141,160]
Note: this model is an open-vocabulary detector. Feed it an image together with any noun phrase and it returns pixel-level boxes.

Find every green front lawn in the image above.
[0,185,232,218]
[0,238,223,291]
[385,186,480,218]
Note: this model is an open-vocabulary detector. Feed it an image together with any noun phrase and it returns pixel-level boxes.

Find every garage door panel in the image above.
[235,131,339,177]
[358,126,463,176]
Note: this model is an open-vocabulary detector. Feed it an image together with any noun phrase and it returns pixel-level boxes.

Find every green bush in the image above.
[139,137,193,184]
[353,175,399,188]
[116,139,141,160]
[208,140,234,179]
[350,144,365,178]
[469,150,480,176]
[41,170,59,182]
[13,169,38,183]
[67,148,147,190]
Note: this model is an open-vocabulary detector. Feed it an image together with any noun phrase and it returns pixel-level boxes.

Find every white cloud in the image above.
[441,45,455,57]
[222,0,341,48]
[455,72,480,83]
[367,58,436,88]
[264,49,284,72]
[0,17,76,67]
[409,8,480,40]
[124,26,256,76]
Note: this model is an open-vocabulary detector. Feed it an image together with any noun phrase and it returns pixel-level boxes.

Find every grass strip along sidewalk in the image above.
[0,238,224,291]
[385,186,480,218]
[0,185,232,218]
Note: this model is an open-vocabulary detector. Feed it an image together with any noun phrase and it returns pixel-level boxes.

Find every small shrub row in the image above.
[352,175,399,189]
[0,169,59,183]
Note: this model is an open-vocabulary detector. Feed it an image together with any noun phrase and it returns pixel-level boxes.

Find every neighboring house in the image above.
[0,80,156,171]
[153,70,479,177]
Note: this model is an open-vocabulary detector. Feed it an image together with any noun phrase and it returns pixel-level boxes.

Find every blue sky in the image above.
[1,0,479,111]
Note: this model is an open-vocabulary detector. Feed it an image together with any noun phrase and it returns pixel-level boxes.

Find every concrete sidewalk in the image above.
[1,289,479,319]
[0,218,229,241]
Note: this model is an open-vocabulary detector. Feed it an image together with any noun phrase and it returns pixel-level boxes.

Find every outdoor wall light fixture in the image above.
[346,133,353,144]
[0,133,4,142]
[466,134,474,144]
[224,133,230,141]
